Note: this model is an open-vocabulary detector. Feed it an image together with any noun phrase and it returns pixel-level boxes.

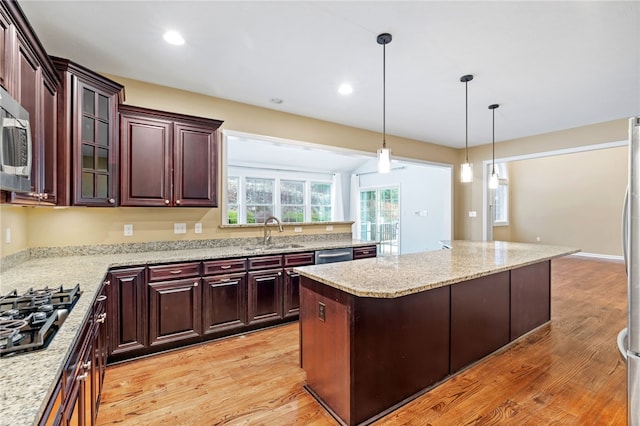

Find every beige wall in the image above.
[454,119,629,242]
[0,205,29,256]
[508,146,627,256]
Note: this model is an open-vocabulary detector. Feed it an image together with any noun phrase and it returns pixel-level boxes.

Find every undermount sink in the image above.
[243,244,305,251]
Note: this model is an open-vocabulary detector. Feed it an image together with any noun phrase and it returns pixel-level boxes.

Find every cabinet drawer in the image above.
[248,255,283,271]
[203,258,247,275]
[353,245,377,259]
[284,252,315,267]
[148,262,200,282]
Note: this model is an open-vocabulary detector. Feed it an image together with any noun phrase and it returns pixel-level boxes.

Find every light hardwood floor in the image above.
[96,257,628,425]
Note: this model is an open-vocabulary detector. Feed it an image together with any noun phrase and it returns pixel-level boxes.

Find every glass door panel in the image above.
[359,187,400,255]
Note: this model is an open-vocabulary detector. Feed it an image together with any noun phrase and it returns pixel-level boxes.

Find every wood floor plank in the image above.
[97,256,627,425]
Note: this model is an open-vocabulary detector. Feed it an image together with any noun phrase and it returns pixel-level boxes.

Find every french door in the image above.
[359,187,400,255]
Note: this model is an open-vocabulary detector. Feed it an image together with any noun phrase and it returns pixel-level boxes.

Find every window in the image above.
[280,180,305,223]
[226,175,332,224]
[493,163,509,226]
[245,177,274,223]
[227,177,239,224]
[310,182,332,222]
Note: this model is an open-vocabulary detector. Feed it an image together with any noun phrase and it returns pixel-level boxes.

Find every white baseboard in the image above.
[571,252,624,262]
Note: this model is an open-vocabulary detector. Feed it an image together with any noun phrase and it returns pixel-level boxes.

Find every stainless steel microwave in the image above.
[0,86,32,193]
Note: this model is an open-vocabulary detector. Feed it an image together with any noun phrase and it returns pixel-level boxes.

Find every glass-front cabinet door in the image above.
[75,80,118,206]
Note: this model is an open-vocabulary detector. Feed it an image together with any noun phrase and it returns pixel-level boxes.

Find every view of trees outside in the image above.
[281,180,305,222]
[311,183,332,221]
[245,177,274,223]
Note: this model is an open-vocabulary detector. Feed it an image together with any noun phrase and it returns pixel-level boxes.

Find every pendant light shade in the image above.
[376,33,392,174]
[488,103,500,189]
[460,74,474,183]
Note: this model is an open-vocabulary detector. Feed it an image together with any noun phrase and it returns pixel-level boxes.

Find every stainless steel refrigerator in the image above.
[619,116,640,425]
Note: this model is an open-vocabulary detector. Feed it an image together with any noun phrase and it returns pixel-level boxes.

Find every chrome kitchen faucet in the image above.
[263,216,284,245]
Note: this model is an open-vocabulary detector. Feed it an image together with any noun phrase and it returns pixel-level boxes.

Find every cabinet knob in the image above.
[165,199,170,205]
[104,280,111,286]
[176,199,181,205]
[77,372,88,381]
[82,361,91,369]
[277,272,282,276]
[194,282,199,287]
[97,313,107,323]
[96,295,107,302]
[108,198,115,204]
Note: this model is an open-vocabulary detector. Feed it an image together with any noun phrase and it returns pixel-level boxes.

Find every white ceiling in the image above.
[19,1,640,148]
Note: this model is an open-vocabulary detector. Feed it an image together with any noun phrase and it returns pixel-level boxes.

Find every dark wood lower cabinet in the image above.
[248,269,283,324]
[148,278,202,346]
[107,267,147,358]
[283,269,301,318]
[202,272,247,335]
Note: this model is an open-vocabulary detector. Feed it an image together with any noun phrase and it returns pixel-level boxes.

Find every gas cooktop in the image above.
[0,284,81,357]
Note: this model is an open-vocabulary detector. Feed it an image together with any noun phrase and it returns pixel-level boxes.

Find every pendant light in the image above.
[488,103,500,189]
[460,74,474,183]
[377,33,392,174]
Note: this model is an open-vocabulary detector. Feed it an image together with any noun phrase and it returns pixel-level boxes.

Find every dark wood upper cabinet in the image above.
[119,105,222,207]
[52,57,124,206]
[1,1,60,205]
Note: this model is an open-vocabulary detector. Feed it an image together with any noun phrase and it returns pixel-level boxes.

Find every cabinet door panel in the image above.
[0,9,12,90]
[120,115,172,206]
[149,278,202,346]
[202,273,247,335]
[510,261,551,340]
[173,123,217,206]
[284,268,301,318]
[108,267,147,356]
[450,271,510,373]
[248,269,283,324]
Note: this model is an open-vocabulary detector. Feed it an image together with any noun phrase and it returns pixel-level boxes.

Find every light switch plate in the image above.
[174,223,187,234]
[194,223,202,234]
[294,226,302,233]
[4,227,10,244]
[326,225,334,231]
[124,224,133,236]
[468,211,477,218]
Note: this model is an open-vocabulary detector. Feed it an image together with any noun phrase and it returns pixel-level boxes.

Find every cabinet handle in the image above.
[97,313,107,323]
[96,295,107,302]
[82,361,91,369]
[220,265,231,269]
[108,198,115,204]
[77,372,88,381]
[104,280,111,286]
[176,200,181,205]
[164,199,170,205]
[361,251,370,254]
[169,270,183,275]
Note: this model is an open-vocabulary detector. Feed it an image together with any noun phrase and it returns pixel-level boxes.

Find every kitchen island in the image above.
[295,241,579,426]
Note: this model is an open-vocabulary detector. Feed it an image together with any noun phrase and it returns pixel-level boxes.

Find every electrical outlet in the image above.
[326,225,334,231]
[124,224,133,236]
[4,227,11,244]
[194,223,202,234]
[468,211,477,218]
[174,223,187,234]
[294,226,302,233]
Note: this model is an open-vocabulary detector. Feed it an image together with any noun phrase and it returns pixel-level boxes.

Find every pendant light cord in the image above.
[491,107,495,174]
[465,80,469,162]
[382,41,386,149]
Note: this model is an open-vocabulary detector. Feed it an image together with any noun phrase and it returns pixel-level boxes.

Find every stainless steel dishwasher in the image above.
[314,247,354,264]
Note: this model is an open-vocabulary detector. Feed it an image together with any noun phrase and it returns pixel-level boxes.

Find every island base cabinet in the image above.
[300,277,450,426]
[510,261,551,340]
[450,271,511,373]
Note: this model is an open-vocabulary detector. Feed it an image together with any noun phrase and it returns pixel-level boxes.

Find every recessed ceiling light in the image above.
[270,98,283,104]
[338,83,353,95]
[163,30,185,46]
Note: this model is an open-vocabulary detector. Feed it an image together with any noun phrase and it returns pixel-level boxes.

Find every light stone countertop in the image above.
[294,240,580,298]
[0,238,373,426]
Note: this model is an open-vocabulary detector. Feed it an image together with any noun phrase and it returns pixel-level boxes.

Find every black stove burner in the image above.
[0,284,81,356]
